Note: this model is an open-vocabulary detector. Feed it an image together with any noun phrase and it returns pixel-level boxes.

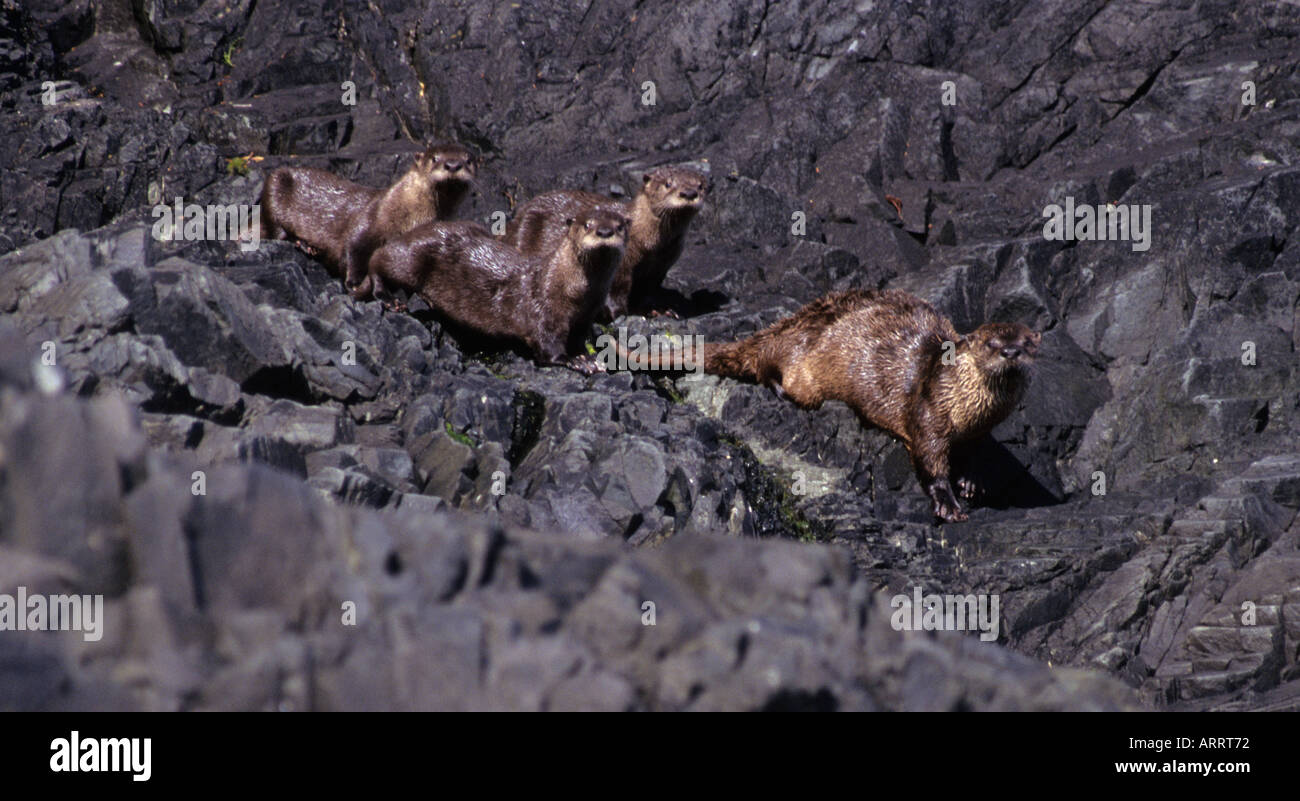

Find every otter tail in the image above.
[613,337,758,380]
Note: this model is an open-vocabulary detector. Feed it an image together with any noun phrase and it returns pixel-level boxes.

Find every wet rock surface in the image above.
[1,0,1298,710]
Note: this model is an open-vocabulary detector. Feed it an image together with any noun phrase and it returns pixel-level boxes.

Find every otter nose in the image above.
[596,225,617,238]
[680,189,699,200]
[1000,346,1021,359]
[444,160,463,172]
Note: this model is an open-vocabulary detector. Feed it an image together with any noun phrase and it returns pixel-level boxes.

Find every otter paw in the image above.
[648,308,681,320]
[934,501,969,523]
[928,481,968,523]
[383,300,408,313]
[956,476,979,500]
[566,355,606,376]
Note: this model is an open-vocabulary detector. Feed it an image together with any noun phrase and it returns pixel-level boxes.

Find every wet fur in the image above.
[341,144,476,292]
[259,168,376,271]
[503,166,707,320]
[360,209,628,370]
[622,289,1041,521]
[258,144,475,285]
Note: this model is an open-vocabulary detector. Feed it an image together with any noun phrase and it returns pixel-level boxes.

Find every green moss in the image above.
[226,155,251,176]
[655,376,684,404]
[444,421,476,447]
[508,390,546,466]
[219,37,242,67]
[780,491,823,543]
[724,436,830,543]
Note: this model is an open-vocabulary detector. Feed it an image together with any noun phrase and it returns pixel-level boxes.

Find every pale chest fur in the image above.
[941,354,1027,440]
[378,177,433,231]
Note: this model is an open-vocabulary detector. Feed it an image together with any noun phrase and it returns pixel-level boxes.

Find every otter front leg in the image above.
[535,350,605,375]
[914,452,966,522]
[563,354,606,375]
[906,408,966,523]
[341,233,376,292]
[533,336,604,376]
[365,272,407,313]
[929,479,965,522]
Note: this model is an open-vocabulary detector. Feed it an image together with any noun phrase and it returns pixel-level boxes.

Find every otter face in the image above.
[971,323,1041,374]
[566,209,628,253]
[642,166,708,213]
[419,143,478,187]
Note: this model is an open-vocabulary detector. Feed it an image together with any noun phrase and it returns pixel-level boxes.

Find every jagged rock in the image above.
[2,0,1299,711]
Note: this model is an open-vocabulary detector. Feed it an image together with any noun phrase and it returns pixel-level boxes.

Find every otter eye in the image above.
[986,340,1000,350]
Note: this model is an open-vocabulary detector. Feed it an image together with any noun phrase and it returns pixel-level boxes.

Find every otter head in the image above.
[565,208,628,261]
[416,143,478,191]
[640,166,708,216]
[966,323,1041,376]
[564,209,627,290]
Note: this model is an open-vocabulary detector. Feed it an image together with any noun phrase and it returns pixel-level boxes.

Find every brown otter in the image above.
[259,143,477,283]
[260,168,372,267]
[619,289,1041,522]
[358,208,628,374]
[504,165,707,320]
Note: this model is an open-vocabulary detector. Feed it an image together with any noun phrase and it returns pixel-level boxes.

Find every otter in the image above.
[504,165,707,320]
[358,208,628,374]
[339,143,477,294]
[619,289,1041,522]
[259,143,476,283]
[259,168,372,267]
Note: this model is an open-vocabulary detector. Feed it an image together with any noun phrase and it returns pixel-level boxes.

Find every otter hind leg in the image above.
[777,359,823,408]
[756,362,786,399]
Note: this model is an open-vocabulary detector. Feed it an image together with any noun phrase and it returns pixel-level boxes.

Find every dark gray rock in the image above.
[2,0,1299,711]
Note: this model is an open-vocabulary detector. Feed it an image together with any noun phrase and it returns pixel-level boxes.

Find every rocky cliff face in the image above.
[0,0,1297,711]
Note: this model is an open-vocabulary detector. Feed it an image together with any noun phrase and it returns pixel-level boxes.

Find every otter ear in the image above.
[642,172,654,186]
[1029,331,1042,346]
[564,216,576,226]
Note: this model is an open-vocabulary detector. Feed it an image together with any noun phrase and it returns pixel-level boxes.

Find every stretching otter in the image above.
[259,143,476,283]
[504,165,707,320]
[358,209,628,374]
[620,289,1041,522]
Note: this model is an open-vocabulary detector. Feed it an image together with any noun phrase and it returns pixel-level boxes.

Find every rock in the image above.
[2,0,1299,711]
